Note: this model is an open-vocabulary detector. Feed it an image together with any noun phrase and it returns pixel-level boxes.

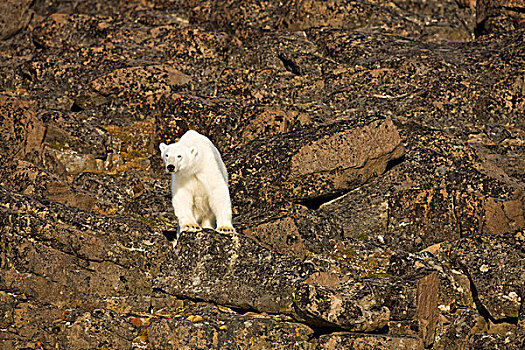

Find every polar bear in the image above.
[159,130,235,237]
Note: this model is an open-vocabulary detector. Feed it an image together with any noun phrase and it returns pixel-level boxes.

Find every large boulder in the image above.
[226,115,404,216]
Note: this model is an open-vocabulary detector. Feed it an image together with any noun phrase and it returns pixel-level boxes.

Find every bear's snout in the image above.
[167,164,175,172]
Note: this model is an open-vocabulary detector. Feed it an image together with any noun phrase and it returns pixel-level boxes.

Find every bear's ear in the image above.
[190,147,198,157]
[159,143,168,153]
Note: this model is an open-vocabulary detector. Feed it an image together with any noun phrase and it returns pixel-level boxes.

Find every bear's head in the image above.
[159,142,198,174]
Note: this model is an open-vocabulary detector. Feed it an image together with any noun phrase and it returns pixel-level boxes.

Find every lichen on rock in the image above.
[1,0,524,348]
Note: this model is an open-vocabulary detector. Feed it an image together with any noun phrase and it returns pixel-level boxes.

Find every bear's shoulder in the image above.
[181,131,227,179]
[179,130,211,147]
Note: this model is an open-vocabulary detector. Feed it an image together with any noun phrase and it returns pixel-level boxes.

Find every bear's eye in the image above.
[177,155,182,158]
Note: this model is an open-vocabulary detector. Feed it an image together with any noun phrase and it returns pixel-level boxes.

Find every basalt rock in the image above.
[321,122,524,252]
[1,0,524,348]
[0,187,168,308]
[154,229,311,315]
[0,185,441,347]
[0,159,96,211]
[155,228,450,337]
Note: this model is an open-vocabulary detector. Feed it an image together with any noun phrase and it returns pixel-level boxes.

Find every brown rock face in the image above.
[0,96,46,163]
[1,0,524,348]
[0,0,33,40]
[417,273,440,347]
[289,117,404,195]
[484,197,525,234]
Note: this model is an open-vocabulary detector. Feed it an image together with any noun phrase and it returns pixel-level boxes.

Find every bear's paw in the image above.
[181,223,202,232]
[216,226,236,235]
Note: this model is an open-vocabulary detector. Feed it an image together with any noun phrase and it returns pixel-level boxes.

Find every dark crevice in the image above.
[307,324,390,342]
[490,315,520,324]
[309,324,345,340]
[474,19,488,37]
[299,190,349,210]
[278,54,302,75]
[154,288,368,339]
[161,229,178,242]
[384,154,405,172]
[152,287,211,306]
[370,324,390,334]
[154,287,267,318]
[502,6,525,13]
[291,301,368,338]
[70,102,83,112]
[226,304,266,316]
[20,70,34,82]
[461,264,495,323]
[32,35,45,49]
[152,287,277,321]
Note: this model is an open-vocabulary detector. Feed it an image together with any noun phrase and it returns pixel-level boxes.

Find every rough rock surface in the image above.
[1,0,524,349]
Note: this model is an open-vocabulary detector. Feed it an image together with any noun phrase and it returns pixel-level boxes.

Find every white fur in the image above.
[159,130,234,237]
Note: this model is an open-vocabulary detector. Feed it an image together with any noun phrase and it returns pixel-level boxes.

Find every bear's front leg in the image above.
[206,184,235,234]
[172,190,201,232]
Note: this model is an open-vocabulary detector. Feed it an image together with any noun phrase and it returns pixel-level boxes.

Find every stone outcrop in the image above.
[1,0,524,348]
[226,115,404,217]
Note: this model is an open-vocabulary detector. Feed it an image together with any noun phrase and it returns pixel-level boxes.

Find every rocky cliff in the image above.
[1,0,524,349]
